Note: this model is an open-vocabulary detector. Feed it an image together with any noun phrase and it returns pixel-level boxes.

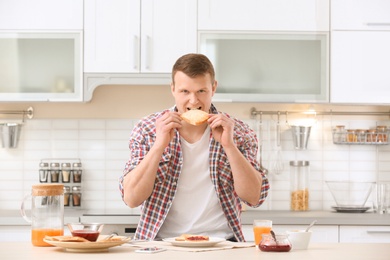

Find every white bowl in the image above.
[286,230,312,250]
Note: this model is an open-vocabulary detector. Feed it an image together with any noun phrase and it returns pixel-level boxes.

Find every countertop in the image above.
[2,209,390,226]
[1,242,389,260]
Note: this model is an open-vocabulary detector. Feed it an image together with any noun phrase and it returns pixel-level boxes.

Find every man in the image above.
[119,53,269,242]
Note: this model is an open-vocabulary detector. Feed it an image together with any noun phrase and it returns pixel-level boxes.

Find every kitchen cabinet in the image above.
[340,226,390,243]
[198,0,329,31]
[330,0,390,104]
[242,224,339,243]
[0,0,83,30]
[84,0,197,73]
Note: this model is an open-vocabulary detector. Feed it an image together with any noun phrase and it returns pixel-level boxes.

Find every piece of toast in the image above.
[44,235,90,242]
[180,110,209,126]
[175,234,209,242]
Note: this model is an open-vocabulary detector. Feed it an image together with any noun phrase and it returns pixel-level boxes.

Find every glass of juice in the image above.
[253,219,272,247]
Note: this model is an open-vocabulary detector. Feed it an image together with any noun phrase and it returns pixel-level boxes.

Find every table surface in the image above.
[2,242,390,260]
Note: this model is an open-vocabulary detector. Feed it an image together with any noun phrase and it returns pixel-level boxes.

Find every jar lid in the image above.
[50,162,60,168]
[72,186,81,192]
[72,162,82,168]
[32,184,64,196]
[61,163,71,168]
[290,161,310,167]
[63,186,71,192]
[39,162,49,168]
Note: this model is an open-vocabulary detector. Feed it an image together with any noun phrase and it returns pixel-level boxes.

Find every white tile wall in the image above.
[1,117,389,213]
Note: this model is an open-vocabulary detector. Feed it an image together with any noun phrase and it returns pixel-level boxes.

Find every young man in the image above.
[119,53,269,242]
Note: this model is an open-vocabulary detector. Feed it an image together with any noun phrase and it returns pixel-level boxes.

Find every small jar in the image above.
[259,234,292,252]
[376,126,388,143]
[63,186,71,207]
[61,163,71,183]
[334,125,346,143]
[72,163,82,183]
[39,162,49,183]
[290,161,310,211]
[366,129,377,143]
[72,186,82,207]
[356,129,366,143]
[50,163,60,183]
[347,129,357,143]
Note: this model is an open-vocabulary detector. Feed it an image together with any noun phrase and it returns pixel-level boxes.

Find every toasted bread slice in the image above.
[44,235,90,242]
[175,234,209,242]
[180,110,209,126]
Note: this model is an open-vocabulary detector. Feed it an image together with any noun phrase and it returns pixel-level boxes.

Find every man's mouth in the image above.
[187,107,202,111]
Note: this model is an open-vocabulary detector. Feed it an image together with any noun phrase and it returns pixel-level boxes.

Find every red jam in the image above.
[259,244,292,252]
[71,230,100,242]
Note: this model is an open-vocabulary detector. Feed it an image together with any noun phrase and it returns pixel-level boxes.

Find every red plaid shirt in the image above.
[119,104,269,242]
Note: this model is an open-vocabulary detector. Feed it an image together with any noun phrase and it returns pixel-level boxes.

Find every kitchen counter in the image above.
[1,242,389,260]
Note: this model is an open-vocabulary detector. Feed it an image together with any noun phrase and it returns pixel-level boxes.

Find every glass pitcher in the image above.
[21,184,64,246]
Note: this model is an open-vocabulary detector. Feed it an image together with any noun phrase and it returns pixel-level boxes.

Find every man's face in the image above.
[171,71,217,114]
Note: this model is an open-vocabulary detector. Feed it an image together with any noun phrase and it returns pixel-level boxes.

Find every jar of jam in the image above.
[259,233,292,252]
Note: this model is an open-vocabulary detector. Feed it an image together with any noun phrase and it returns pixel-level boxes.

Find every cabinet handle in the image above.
[133,36,139,70]
[366,231,390,234]
[366,23,390,26]
[144,35,151,70]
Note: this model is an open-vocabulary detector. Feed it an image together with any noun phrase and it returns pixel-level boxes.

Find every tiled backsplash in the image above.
[1,117,389,213]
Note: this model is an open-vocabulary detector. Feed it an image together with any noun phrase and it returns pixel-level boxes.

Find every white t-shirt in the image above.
[157,126,231,239]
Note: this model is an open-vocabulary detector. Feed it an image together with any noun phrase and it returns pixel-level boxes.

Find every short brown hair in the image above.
[172,53,215,85]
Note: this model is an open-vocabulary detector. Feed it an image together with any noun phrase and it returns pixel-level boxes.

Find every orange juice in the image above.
[253,226,272,246]
[31,228,63,246]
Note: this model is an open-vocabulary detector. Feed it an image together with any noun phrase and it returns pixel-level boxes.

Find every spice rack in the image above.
[39,158,83,209]
[332,127,389,145]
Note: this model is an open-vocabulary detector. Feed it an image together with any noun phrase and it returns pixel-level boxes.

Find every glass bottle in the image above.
[72,186,82,207]
[21,184,64,246]
[49,163,60,183]
[72,162,82,183]
[290,161,310,211]
[61,163,71,183]
[39,162,49,183]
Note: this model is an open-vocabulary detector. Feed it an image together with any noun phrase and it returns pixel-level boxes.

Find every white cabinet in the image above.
[340,226,390,243]
[0,0,83,30]
[198,0,329,31]
[330,0,390,104]
[242,224,339,243]
[84,0,197,73]
[0,226,30,242]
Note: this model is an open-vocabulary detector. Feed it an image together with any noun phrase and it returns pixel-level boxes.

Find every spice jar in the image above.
[21,184,64,246]
[376,126,388,143]
[72,186,82,207]
[72,162,82,183]
[63,186,71,207]
[61,163,71,183]
[366,129,377,143]
[334,125,346,143]
[259,233,292,252]
[290,161,310,211]
[347,129,357,143]
[39,162,49,183]
[50,163,60,183]
[356,129,367,143]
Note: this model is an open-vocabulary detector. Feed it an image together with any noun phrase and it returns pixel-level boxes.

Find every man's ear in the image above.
[212,80,218,94]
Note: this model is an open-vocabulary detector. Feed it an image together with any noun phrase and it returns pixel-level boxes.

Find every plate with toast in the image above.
[163,234,225,247]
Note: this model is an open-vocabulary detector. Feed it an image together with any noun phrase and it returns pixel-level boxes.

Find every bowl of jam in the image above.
[67,223,104,242]
[259,233,292,252]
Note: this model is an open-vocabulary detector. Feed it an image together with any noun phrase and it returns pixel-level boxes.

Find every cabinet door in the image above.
[340,226,390,243]
[84,0,140,73]
[198,0,329,31]
[0,0,83,30]
[331,0,390,30]
[242,224,339,243]
[331,31,390,104]
[140,0,197,73]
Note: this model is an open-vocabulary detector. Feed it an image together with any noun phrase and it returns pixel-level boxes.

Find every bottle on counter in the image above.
[72,186,82,207]
[39,162,49,183]
[49,163,60,183]
[72,162,82,183]
[290,161,310,211]
[61,163,71,183]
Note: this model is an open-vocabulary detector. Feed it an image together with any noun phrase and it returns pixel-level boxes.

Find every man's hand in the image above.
[208,113,235,148]
[155,111,182,148]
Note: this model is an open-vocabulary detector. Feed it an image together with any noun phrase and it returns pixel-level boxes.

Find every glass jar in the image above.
[39,162,49,183]
[49,163,60,183]
[72,186,82,207]
[376,126,388,143]
[366,129,377,143]
[259,233,292,252]
[61,163,71,183]
[21,184,64,246]
[347,129,357,143]
[72,162,82,183]
[290,161,310,211]
[356,129,366,143]
[63,186,71,207]
[334,125,346,143]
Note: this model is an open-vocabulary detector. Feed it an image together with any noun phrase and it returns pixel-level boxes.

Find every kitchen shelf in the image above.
[332,130,389,145]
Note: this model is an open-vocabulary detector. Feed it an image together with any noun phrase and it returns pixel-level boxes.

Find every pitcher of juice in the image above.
[21,184,64,246]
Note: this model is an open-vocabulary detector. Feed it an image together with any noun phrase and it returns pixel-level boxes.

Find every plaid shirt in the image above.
[119,104,269,242]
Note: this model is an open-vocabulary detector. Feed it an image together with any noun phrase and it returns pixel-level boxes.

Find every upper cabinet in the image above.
[330,0,390,104]
[198,0,329,31]
[84,0,197,73]
[0,0,83,30]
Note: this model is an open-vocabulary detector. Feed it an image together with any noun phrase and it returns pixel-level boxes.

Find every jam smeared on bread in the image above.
[175,234,210,242]
[180,110,209,126]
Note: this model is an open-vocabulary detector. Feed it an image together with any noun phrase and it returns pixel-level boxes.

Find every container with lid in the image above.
[21,184,64,246]
[290,161,310,211]
[63,186,71,207]
[50,163,60,183]
[39,162,49,183]
[61,163,71,183]
[72,186,82,207]
[72,162,82,183]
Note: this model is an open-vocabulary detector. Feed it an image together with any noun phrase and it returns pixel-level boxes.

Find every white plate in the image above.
[163,237,225,247]
[331,206,370,213]
[43,236,131,252]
